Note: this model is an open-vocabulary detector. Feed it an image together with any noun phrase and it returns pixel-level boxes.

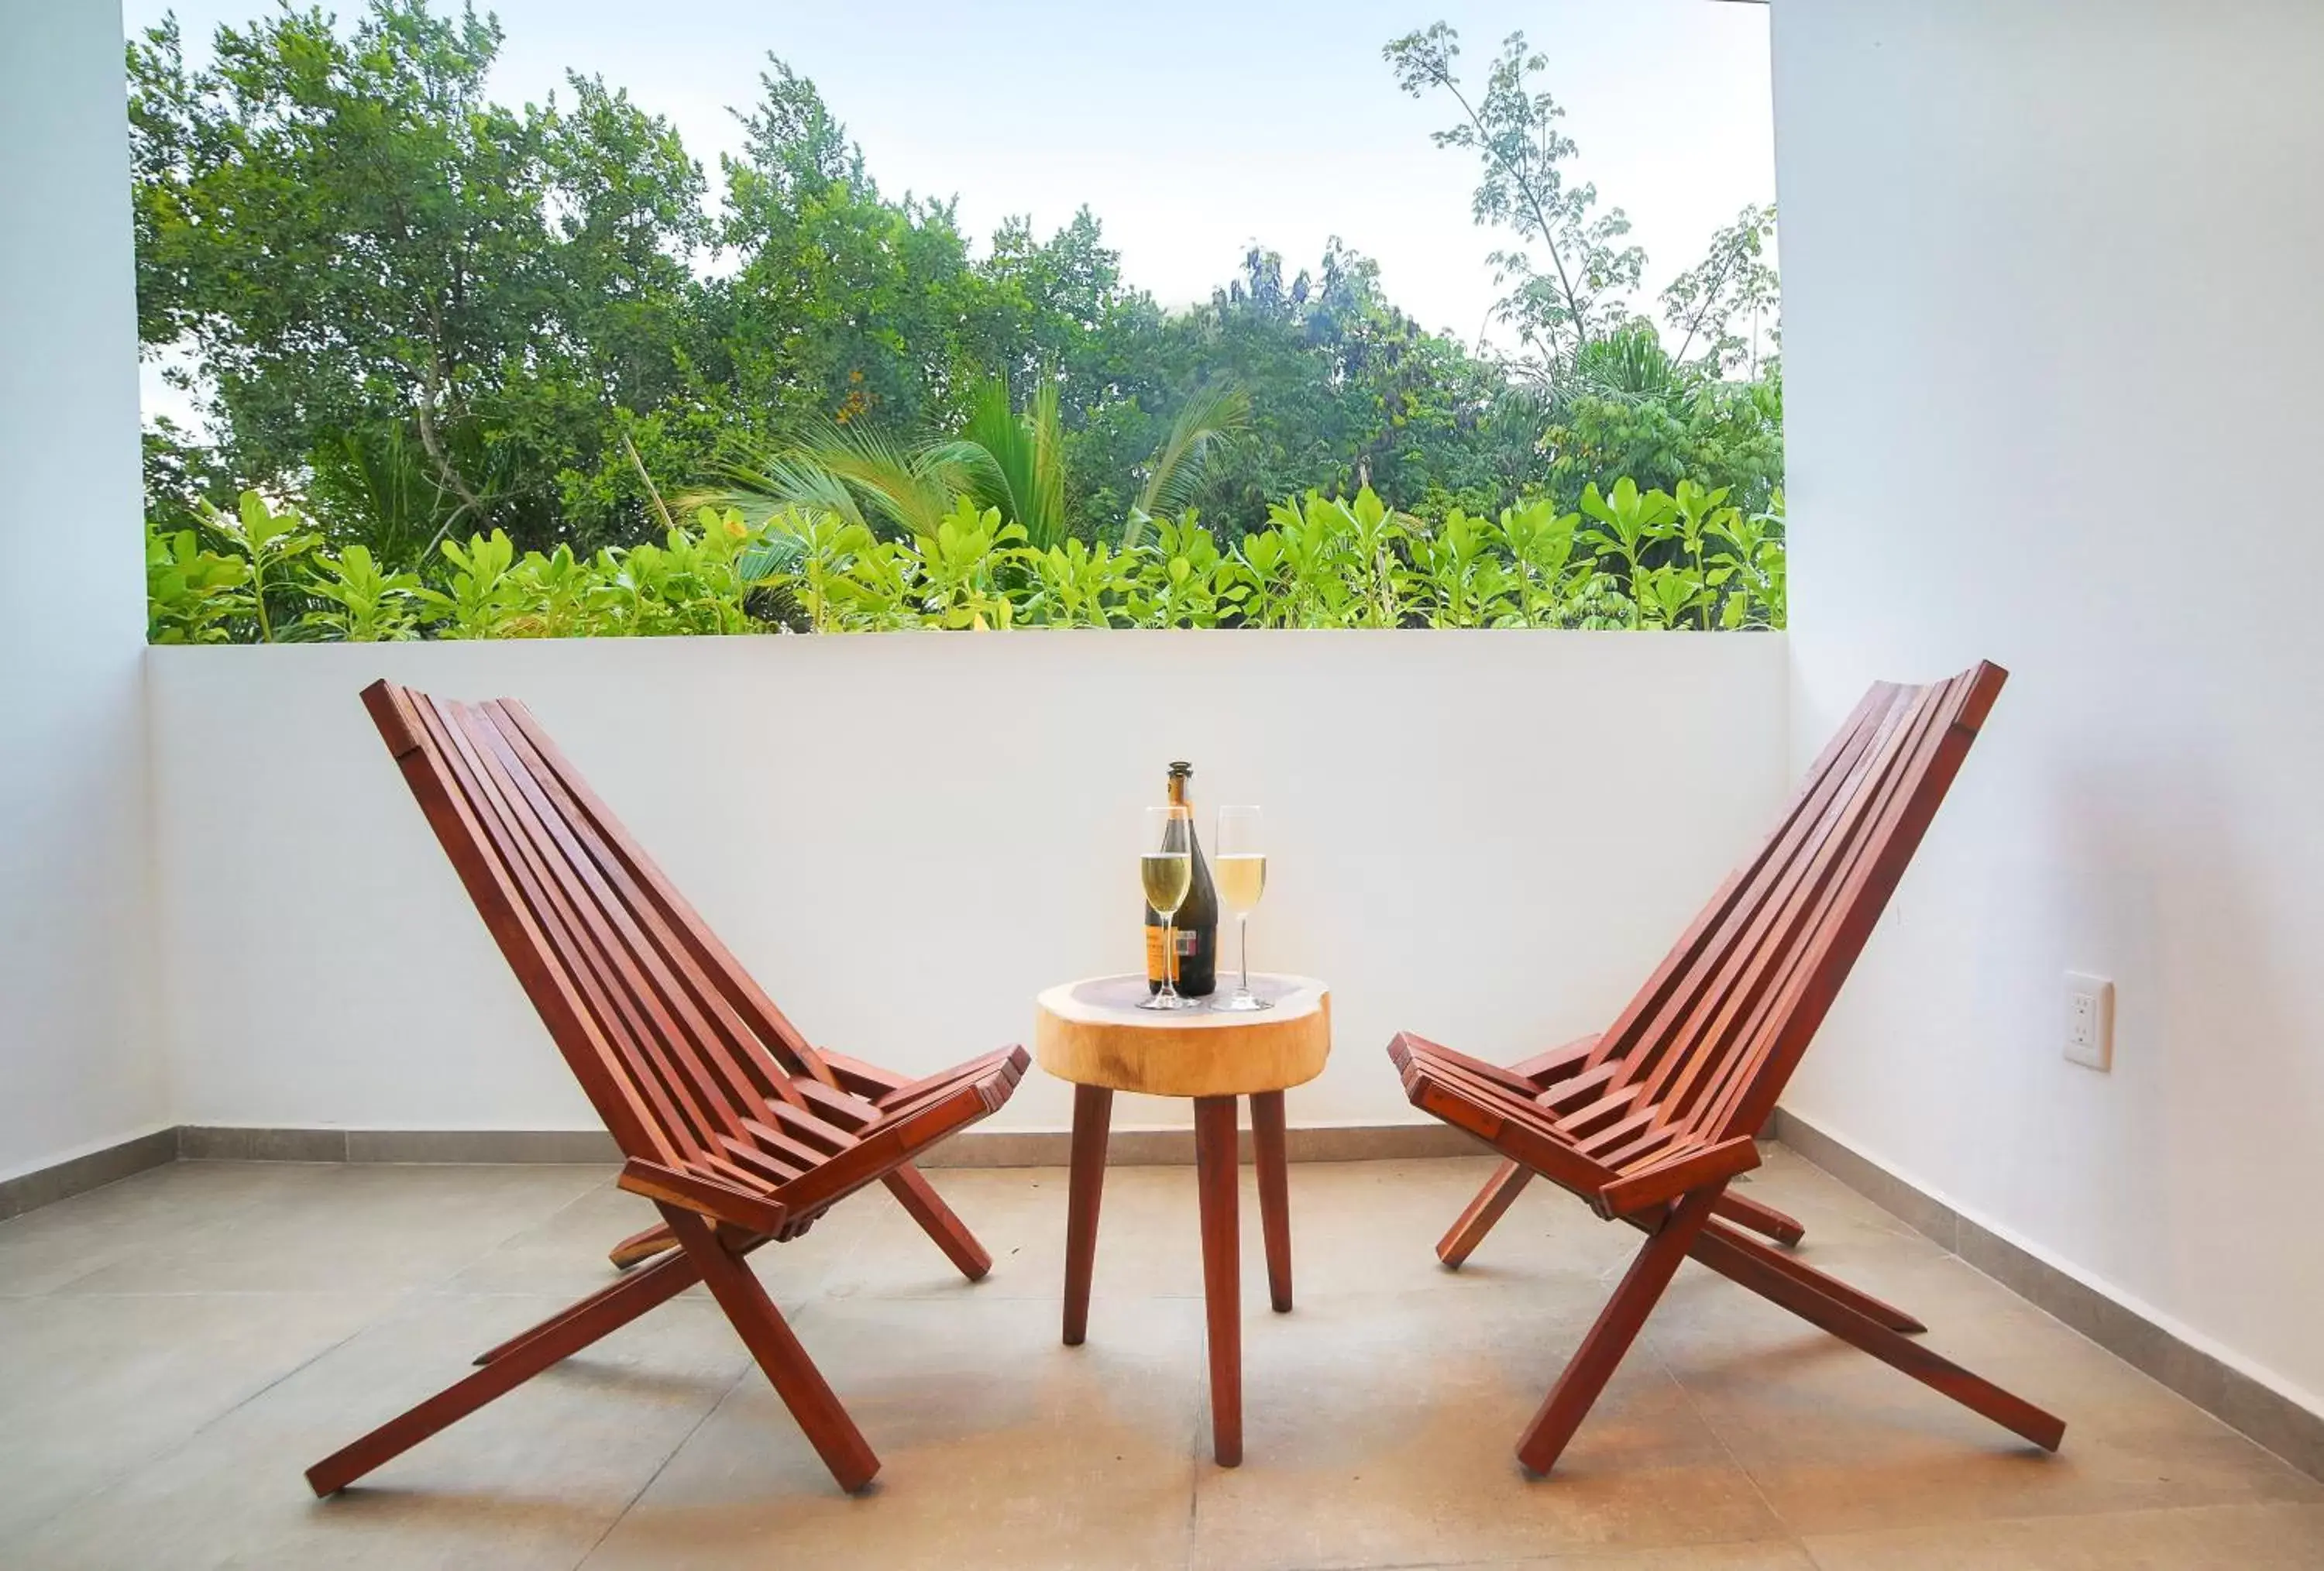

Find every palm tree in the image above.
[959,379,1067,549]
[700,376,1251,553]
[1119,378,1253,548]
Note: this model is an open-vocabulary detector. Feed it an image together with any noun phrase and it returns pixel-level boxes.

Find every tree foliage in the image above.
[132,2,710,554]
[131,3,1784,624]
[1385,22,1645,367]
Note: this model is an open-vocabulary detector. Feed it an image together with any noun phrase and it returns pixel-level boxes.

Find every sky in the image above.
[126,0,1774,420]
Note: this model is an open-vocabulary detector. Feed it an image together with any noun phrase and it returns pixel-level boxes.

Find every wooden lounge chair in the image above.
[306,681,1028,1498]
[1390,661,2065,1475]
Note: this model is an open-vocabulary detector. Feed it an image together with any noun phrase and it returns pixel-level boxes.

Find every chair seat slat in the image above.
[796,1078,882,1129]
[759,1098,859,1154]
[1535,1059,1622,1115]
[716,1134,810,1187]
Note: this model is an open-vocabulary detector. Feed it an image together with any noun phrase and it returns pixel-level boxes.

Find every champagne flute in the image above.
[1139,804,1195,1011]
[1212,805,1270,1012]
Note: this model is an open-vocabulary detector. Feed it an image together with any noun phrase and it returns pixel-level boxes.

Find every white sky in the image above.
[128,0,1773,422]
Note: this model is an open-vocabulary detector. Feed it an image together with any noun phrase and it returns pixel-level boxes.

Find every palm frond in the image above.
[1135,378,1252,523]
[693,419,975,541]
[960,377,1070,550]
[684,451,866,533]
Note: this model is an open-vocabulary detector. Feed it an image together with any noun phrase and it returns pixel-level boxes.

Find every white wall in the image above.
[150,633,1787,1133]
[0,0,168,1181]
[1774,1,2324,1414]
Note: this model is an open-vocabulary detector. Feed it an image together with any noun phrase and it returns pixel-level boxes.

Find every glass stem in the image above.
[1163,916,1177,999]
[1239,912,1251,997]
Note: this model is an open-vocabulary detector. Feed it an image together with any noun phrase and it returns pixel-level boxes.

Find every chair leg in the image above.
[1062,1085,1112,1347]
[1712,1190,1806,1246]
[1517,1185,1723,1476]
[663,1206,881,1492]
[1438,1158,1532,1267]
[883,1164,992,1281]
[473,1247,706,1366]
[308,1245,701,1496]
[1688,1218,1923,1333]
[1687,1222,2064,1452]
[1250,1090,1294,1313]
[609,1221,679,1270]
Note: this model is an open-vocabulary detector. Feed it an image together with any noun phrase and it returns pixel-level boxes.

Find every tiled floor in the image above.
[1,1147,2318,1569]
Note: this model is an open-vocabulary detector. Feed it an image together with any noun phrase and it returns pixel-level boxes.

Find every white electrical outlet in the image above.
[2064,972,2114,1071]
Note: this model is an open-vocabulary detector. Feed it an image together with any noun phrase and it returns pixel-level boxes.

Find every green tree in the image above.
[129,2,709,556]
[1661,204,1781,376]
[1384,23,1645,371]
[1384,20,1783,514]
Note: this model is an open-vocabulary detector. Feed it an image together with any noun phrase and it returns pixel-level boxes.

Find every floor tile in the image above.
[1191,1286,1788,1569]
[1651,1274,2322,1538]
[4,1288,751,1570]
[580,1291,1205,1571]
[1261,1156,1642,1303]
[1803,1499,2324,1569]
[1462,1545,1817,1570]
[817,1163,1208,1303]
[0,1288,394,1540]
[0,1161,334,1297]
[58,1164,612,1295]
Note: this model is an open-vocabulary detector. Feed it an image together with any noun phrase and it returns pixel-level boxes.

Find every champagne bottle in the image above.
[1145,761,1219,996]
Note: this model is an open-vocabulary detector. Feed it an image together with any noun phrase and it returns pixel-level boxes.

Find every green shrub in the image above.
[146,480,1783,643]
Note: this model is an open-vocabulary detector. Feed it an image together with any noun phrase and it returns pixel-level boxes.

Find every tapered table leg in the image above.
[1250,1089,1293,1312]
[1062,1084,1113,1346]
[1193,1095,1243,1466]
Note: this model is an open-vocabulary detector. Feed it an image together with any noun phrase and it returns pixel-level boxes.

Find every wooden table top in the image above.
[1033,974,1332,1098]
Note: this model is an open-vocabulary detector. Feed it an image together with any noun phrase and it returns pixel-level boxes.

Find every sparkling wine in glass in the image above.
[1139,805,1196,1011]
[1212,806,1270,1012]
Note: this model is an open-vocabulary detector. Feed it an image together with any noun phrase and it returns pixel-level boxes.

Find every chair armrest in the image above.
[1390,1035,1617,1200]
[769,1047,1030,1217]
[1596,1136,1761,1220]
[617,1158,790,1237]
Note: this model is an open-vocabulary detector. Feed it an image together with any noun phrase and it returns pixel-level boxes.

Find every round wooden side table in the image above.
[1033,973,1331,1467]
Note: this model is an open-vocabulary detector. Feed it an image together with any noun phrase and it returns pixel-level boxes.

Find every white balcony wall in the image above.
[1776,1,2324,1413]
[0,0,167,1181]
[149,633,1786,1133]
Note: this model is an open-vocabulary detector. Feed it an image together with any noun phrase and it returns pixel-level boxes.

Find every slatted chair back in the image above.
[361,679,865,1188]
[1565,662,2007,1176]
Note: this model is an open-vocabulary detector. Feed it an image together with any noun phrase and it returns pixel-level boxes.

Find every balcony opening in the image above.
[131,0,1779,640]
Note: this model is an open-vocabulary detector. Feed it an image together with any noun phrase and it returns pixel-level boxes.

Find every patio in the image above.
[7,1150,2319,1569]
[7,0,2324,1566]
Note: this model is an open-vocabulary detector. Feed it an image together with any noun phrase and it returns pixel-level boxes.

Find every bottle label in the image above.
[1144,926,1199,981]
